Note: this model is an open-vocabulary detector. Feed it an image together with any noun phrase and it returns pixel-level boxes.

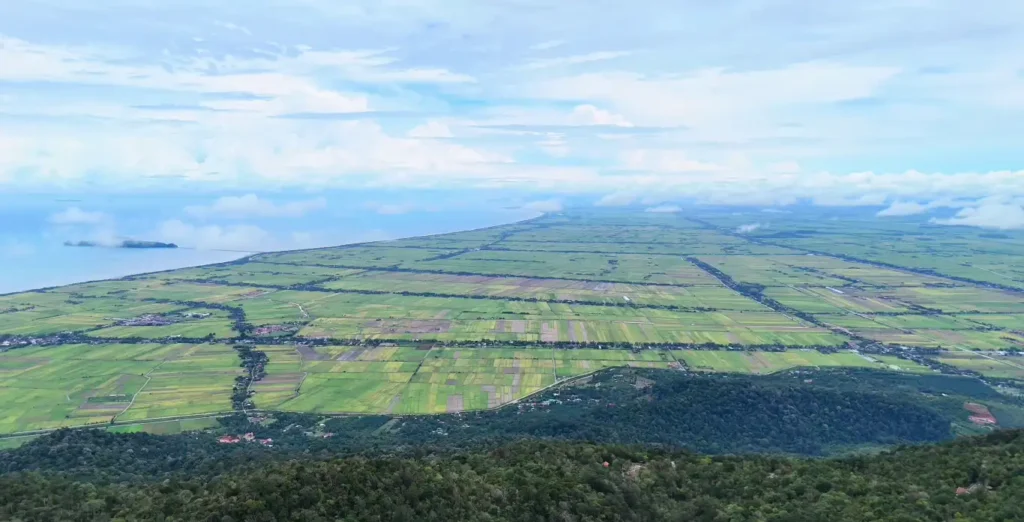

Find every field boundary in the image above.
[0,411,238,440]
[0,366,616,439]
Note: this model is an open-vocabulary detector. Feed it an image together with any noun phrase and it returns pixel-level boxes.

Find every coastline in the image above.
[0,214,540,297]
[0,250,252,297]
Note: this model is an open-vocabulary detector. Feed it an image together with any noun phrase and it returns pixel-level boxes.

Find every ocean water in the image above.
[0,245,247,294]
[0,191,536,294]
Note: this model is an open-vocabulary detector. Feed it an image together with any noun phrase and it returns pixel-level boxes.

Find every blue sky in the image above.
[1,0,1024,227]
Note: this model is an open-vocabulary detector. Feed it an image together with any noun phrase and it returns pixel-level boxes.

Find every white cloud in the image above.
[537,133,569,157]
[811,193,887,207]
[877,200,930,216]
[645,205,681,213]
[931,203,1024,230]
[408,121,454,138]
[0,119,513,189]
[213,20,252,35]
[522,199,563,213]
[595,192,637,207]
[0,37,374,118]
[568,105,633,127]
[49,207,110,225]
[524,62,901,130]
[1,1,1022,205]
[735,222,764,234]
[0,35,471,119]
[769,161,802,174]
[620,150,724,173]
[202,88,370,115]
[184,194,327,219]
[156,219,273,251]
[521,51,630,70]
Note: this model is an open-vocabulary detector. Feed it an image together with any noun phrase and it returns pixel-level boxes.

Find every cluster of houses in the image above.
[217,432,274,446]
[113,311,210,327]
[515,392,586,413]
[0,334,73,348]
[115,314,175,327]
[252,324,297,336]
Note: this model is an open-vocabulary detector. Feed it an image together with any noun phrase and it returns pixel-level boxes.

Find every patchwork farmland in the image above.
[1,209,1023,434]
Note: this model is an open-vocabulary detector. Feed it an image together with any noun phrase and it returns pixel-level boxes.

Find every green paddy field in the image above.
[2,209,1023,434]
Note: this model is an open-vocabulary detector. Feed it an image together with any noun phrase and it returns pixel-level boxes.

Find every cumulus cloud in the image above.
[185,194,327,219]
[735,222,764,234]
[645,205,681,213]
[1,1,1023,207]
[49,207,110,225]
[931,203,1024,230]
[522,199,563,213]
[877,200,930,217]
[594,192,637,207]
[408,121,454,138]
[156,220,273,251]
[568,105,633,127]
[525,62,902,131]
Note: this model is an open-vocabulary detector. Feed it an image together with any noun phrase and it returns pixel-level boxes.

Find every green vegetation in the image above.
[671,349,927,374]
[8,366,1022,465]
[3,431,1023,522]
[16,433,1024,521]
[938,351,1024,380]
[0,343,239,432]
[2,209,1024,430]
[2,366,1024,520]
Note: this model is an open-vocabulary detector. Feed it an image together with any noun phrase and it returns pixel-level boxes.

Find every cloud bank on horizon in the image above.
[1,0,1023,216]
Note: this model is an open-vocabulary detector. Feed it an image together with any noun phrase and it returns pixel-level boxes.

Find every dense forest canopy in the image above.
[1,432,1022,521]
[2,368,1021,520]
[7,368,1018,481]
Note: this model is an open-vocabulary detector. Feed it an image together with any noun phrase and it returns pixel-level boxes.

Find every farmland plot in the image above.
[672,350,926,374]
[0,343,239,432]
[320,270,766,310]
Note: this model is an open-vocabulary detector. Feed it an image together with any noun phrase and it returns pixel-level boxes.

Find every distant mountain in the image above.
[64,240,178,249]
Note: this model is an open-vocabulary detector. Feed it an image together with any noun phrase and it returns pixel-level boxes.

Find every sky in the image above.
[1,0,1024,228]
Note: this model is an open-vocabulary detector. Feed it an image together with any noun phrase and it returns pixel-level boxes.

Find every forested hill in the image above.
[1,368,1021,520]
[2,368,1019,485]
[2,431,1022,521]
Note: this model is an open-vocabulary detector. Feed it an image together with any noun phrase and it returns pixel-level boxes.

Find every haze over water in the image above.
[0,191,538,294]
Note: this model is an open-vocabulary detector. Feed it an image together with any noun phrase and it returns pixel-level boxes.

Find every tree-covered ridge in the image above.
[5,368,1019,485]
[1,431,1023,522]
[2,368,1020,520]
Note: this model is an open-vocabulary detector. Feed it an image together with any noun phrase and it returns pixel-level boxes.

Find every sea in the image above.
[0,191,537,295]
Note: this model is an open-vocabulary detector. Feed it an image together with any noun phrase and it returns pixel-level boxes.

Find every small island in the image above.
[64,240,179,249]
